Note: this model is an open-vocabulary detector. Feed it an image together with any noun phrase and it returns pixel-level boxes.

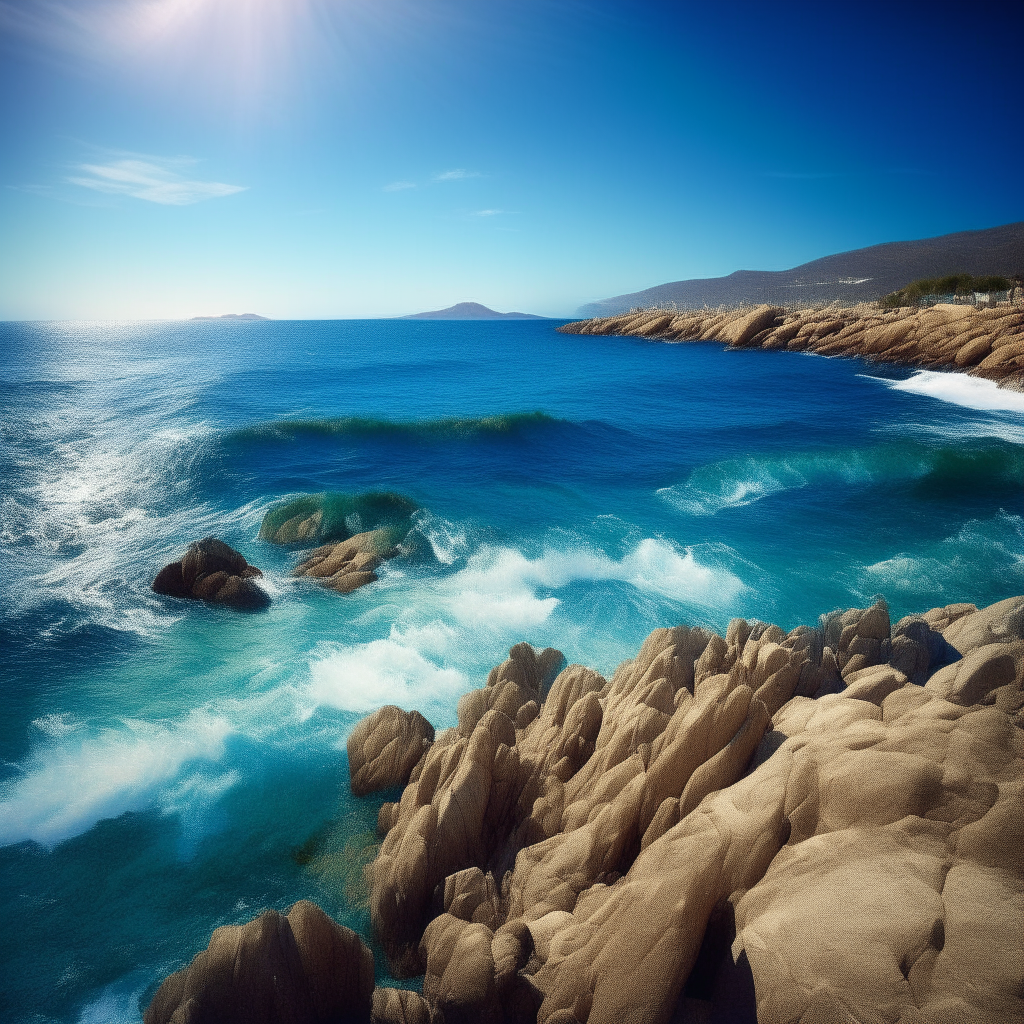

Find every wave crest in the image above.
[230,411,561,443]
[661,441,1024,516]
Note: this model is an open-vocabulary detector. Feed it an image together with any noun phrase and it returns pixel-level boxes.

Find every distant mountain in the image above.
[577,222,1024,317]
[402,301,548,320]
[191,313,270,320]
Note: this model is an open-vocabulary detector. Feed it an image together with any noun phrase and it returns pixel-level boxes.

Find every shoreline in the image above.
[558,301,1024,390]
[146,593,1024,1024]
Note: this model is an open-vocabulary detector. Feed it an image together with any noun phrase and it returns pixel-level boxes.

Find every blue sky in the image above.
[1,0,1021,319]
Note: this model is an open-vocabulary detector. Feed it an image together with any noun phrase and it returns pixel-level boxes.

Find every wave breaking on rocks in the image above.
[145,593,1024,1023]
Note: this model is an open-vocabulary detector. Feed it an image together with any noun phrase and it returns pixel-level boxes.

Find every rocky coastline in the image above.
[558,302,1024,388]
[145,593,1024,1024]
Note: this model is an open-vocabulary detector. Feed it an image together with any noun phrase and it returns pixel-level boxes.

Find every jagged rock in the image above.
[371,988,443,1024]
[370,624,801,974]
[361,597,1024,1024]
[348,706,435,797]
[293,529,399,593]
[821,598,891,677]
[144,900,374,1024]
[889,614,955,684]
[152,537,269,610]
[527,680,1023,1024]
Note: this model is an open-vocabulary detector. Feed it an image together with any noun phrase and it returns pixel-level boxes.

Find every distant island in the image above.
[401,301,548,320]
[578,221,1024,316]
[190,313,270,321]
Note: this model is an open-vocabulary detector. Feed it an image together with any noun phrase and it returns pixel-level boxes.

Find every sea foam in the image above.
[0,711,234,848]
[869,370,1024,412]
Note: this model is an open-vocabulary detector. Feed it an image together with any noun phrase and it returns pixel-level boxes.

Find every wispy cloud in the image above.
[382,180,417,192]
[66,156,246,206]
[434,169,480,181]
[473,209,503,216]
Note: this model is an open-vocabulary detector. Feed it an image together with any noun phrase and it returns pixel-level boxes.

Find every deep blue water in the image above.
[1,318,1022,1022]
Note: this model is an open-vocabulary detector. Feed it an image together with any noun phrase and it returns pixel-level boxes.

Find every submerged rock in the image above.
[260,491,418,546]
[144,900,374,1024]
[293,528,402,594]
[152,537,269,610]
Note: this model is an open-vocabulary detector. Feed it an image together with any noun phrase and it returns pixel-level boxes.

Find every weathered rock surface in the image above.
[293,529,400,593]
[364,595,1024,1024]
[144,900,374,1024]
[148,594,1024,1024]
[371,988,443,1024]
[559,302,1024,388]
[348,706,436,797]
[152,537,269,610]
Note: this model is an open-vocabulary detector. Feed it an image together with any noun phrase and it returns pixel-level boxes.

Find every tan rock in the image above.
[371,988,442,1024]
[716,305,782,347]
[360,597,1024,1023]
[294,529,400,594]
[348,706,435,797]
[144,900,374,1024]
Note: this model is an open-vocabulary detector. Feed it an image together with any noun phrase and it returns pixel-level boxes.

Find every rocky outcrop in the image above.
[293,529,400,593]
[559,302,1024,387]
[144,900,374,1024]
[148,595,1024,1024]
[361,595,1024,1024]
[152,537,270,610]
[348,706,436,797]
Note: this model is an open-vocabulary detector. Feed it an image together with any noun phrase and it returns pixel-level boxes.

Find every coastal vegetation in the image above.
[880,273,1013,309]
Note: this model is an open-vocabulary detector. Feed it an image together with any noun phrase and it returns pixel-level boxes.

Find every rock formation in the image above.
[348,706,436,797]
[152,537,270,610]
[144,900,374,1024]
[364,596,1024,1024]
[259,492,417,547]
[293,529,400,593]
[147,595,1024,1024]
[559,302,1024,388]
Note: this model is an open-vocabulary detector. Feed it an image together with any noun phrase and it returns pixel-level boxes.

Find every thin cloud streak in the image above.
[382,180,416,192]
[473,209,503,216]
[67,157,247,205]
[434,169,480,181]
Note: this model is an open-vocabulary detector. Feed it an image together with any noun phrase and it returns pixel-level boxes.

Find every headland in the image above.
[559,300,1024,389]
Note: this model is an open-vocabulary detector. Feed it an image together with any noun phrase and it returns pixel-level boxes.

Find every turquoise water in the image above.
[1,318,1022,1022]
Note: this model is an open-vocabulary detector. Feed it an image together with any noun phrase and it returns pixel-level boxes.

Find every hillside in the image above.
[578,222,1024,317]
[401,301,547,320]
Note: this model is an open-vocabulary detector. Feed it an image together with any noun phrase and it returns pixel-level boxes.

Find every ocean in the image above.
[1,317,1022,1022]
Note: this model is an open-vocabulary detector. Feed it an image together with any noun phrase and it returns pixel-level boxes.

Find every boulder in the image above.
[152,537,269,610]
[144,900,374,1024]
[293,529,400,594]
[348,706,435,797]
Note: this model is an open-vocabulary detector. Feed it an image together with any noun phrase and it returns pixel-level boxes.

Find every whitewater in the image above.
[1,317,1022,1022]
